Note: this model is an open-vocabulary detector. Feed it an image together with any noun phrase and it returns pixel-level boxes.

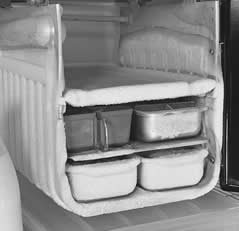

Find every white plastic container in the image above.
[66,156,140,201]
[138,148,208,191]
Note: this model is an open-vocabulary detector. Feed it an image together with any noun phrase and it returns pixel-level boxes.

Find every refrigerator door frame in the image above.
[219,0,239,191]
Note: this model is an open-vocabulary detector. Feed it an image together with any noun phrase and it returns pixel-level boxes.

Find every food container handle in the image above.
[163,106,208,115]
[102,119,109,152]
[181,106,208,114]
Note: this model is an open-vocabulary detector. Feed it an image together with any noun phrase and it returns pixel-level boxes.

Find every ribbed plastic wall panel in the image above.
[0,4,74,214]
[0,4,64,205]
[0,57,57,198]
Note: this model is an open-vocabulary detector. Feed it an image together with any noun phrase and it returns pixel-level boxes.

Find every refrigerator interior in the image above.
[0,0,225,217]
[59,0,223,216]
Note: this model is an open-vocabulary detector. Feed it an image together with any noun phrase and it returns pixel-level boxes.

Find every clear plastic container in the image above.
[64,107,98,152]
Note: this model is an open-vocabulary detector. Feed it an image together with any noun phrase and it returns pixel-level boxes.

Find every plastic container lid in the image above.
[140,147,208,165]
[134,101,206,117]
[66,156,140,176]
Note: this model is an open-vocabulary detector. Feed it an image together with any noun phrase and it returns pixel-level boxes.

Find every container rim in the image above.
[134,105,208,117]
[140,148,208,165]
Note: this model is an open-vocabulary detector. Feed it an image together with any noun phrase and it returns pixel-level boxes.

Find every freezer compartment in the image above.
[133,101,207,142]
[66,156,140,202]
[138,147,208,191]
[64,107,98,152]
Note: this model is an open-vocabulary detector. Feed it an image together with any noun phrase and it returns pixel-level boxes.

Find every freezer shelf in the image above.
[63,66,217,107]
[19,173,239,231]
[69,136,208,161]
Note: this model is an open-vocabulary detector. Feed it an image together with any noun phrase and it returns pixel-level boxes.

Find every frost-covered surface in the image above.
[120,28,216,77]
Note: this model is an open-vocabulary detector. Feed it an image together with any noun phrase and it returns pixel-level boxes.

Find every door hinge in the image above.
[207,153,216,164]
[219,42,225,47]
[57,98,66,120]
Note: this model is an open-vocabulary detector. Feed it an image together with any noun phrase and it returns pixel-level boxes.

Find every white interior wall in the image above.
[62,4,121,66]
[62,1,215,67]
